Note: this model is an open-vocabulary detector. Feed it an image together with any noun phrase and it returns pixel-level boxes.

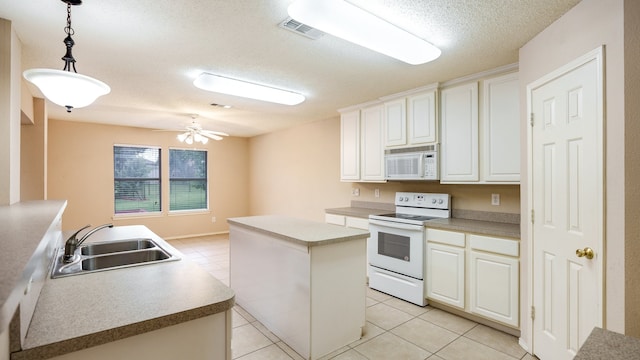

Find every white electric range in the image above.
[368,192,450,306]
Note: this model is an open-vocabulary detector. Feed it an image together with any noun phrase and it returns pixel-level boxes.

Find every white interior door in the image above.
[529,48,604,359]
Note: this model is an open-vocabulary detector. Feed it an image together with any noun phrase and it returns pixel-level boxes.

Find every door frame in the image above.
[525,46,606,355]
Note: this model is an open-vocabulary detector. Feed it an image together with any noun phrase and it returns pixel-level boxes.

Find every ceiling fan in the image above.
[154,116,229,144]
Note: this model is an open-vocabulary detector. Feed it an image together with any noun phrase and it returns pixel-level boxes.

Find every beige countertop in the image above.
[574,327,640,359]
[228,215,370,247]
[426,218,521,239]
[0,200,67,332]
[12,225,235,360]
[325,204,521,239]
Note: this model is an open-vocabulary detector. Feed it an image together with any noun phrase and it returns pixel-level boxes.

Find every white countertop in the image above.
[13,225,235,360]
[228,215,370,247]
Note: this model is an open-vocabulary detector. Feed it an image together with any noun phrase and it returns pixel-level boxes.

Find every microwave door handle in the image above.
[369,219,424,231]
[418,153,425,178]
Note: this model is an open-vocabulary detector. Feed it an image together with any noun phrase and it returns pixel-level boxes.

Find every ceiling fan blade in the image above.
[200,132,223,141]
[199,129,229,137]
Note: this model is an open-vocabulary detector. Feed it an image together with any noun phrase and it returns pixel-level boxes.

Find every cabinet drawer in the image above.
[469,234,519,257]
[426,228,465,247]
[345,217,369,230]
[325,213,346,226]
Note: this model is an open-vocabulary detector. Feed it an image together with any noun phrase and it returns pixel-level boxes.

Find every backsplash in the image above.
[349,182,521,215]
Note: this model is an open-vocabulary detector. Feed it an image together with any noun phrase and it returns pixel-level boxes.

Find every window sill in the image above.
[168,209,211,217]
[113,212,163,220]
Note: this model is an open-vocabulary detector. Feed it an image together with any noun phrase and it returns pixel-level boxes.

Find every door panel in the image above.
[530,48,603,360]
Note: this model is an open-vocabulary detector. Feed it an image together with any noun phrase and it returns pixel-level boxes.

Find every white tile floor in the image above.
[169,235,535,360]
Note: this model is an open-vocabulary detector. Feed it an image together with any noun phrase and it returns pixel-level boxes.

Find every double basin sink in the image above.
[51,238,180,278]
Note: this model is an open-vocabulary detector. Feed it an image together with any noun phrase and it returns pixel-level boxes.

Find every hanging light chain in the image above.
[61,2,77,73]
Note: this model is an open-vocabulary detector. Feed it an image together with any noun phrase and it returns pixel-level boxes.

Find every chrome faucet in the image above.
[63,223,114,263]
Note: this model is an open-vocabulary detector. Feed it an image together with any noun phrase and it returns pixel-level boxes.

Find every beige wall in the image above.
[21,98,46,200]
[519,0,639,344]
[623,0,640,338]
[248,115,520,222]
[0,18,21,205]
[47,119,250,239]
[247,116,353,221]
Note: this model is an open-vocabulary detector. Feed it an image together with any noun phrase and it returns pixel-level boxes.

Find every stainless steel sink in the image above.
[82,249,171,270]
[81,238,155,255]
[51,238,180,278]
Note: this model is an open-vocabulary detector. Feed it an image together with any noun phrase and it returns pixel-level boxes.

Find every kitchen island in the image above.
[228,215,369,360]
[2,211,234,360]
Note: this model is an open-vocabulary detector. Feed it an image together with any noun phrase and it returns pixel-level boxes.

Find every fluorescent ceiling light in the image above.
[193,73,305,105]
[287,0,441,65]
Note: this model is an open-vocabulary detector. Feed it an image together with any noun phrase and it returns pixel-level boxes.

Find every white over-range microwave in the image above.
[385,145,439,181]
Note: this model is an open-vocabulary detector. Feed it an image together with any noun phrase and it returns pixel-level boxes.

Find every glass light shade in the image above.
[193,73,305,105]
[287,0,441,65]
[23,68,110,110]
[185,135,194,145]
[177,132,189,142]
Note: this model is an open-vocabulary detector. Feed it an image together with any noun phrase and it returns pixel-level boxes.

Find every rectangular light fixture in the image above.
[287,0,441,65]
[193,73,305,105]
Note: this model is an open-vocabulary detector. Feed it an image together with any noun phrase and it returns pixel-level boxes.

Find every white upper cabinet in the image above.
[384,99,407,147]
[440,71,521,184]
[440,82,479,182]
[339,104,386,182]
[360,104,386,181]
[482,72,520,182]
[340,110,360,181]
[384,86,437,149]
[408,90,438,144]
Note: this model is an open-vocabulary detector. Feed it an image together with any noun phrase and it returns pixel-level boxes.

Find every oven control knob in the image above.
[438,199,444,205]
[431,199,437,204]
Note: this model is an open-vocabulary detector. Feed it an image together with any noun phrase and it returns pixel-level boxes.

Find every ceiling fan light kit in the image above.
[23,0,110,112]
[193,73,306,106]
[287,0,441,65]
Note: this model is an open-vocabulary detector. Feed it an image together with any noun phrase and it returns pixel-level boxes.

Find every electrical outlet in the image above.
[352,188,360,196]
[211,216,216,223]
[374,189,380,198]
[491,194,500,206]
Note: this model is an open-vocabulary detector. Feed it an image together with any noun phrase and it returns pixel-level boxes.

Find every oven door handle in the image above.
[369,219,424,232]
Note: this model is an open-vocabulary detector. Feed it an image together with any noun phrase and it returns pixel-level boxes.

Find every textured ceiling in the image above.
[0,0,581,137]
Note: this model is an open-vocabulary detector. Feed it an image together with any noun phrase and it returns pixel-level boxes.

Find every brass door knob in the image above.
[576,247,594,260]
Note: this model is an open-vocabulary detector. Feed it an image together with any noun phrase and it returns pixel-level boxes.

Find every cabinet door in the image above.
[408,90,437,145]
[325,213,346,226]
[384,99,406,147]
[340,110,360,181]
[440,82,479,182]
[426,242,465,309]
[482,72,520,182]
[469,251,519,327]
[360,105,386,181]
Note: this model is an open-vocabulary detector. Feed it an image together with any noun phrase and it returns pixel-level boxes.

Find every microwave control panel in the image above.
[424,153,438,178]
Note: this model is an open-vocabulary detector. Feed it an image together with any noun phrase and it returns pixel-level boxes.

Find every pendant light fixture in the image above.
[23,0,110,112]
[287,0,441,65]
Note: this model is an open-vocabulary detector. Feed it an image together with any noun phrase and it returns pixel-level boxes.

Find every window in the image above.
[169,149,208,211]
[114,146,161,214]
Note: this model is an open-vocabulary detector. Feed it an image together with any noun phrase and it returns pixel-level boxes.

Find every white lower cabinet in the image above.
[426,228,520,328]
[469,251,519,327]
[426,242,465,309]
